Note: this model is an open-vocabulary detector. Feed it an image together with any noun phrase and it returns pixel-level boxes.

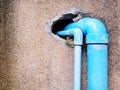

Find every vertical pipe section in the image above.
[84,18,108,90]
[57,28,83,90]
[87,44,108,90]
[74,46,82,90]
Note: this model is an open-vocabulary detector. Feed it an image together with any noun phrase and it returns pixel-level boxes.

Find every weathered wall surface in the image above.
[0,0,120,90]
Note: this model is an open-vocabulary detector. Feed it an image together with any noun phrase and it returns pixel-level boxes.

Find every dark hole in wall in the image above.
[51,12,92,39]
[51,13,78,39]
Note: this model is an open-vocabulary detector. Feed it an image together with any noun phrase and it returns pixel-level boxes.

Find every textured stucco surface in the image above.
[0,0,120,90]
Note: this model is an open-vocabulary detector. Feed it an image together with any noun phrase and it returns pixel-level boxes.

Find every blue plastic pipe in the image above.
[74,45,82,90]
[62,17,108,90]
[57,28,83,90]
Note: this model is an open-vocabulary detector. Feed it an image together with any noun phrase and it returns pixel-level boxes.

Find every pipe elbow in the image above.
[56,28,83,45]
[73,28,83,45]
[81,18,108,44]
[83,18,107,34]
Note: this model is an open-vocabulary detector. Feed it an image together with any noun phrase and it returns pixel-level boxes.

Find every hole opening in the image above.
[51,13,78,39]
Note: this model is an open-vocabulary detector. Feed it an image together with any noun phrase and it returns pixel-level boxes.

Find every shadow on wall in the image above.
[0,0,19,90]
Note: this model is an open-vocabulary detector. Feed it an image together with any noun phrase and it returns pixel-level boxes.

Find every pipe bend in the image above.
[56,28,83,45]
[73,28,83,45]
[78,18,108,44]
[82,18,107,34]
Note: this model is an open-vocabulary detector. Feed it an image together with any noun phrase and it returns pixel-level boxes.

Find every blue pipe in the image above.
[74,45,82,90]
[57,28,83,90]
[87,45,108,90]
[61,17,108,90]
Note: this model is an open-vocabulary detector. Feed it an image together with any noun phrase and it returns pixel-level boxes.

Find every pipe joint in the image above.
[56,28,83,45]
[76,18,109,44]
[86,33,108,44]
[73,28,83,45]
[83,18,108,44]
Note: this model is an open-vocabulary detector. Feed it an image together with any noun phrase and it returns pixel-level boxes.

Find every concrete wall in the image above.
[0,0,120,90]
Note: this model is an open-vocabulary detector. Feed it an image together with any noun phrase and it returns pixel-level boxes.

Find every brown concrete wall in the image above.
[0,0,120,90]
